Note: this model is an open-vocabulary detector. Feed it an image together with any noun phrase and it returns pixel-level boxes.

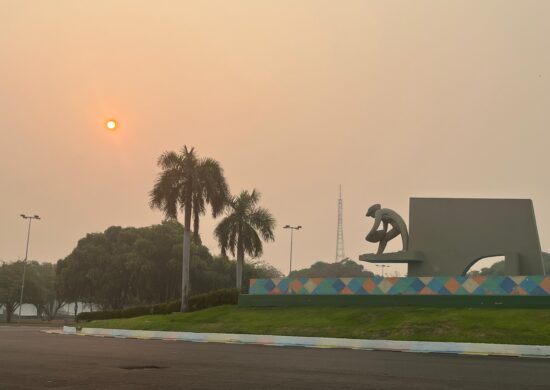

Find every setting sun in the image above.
[106,119,117,130]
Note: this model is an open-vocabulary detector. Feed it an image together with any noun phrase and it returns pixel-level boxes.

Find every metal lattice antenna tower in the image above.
[335,185,345,262]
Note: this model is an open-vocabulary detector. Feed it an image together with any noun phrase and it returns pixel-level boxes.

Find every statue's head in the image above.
[366,204,381,218]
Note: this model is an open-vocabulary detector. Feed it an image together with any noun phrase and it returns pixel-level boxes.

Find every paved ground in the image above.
[1,326,549,389]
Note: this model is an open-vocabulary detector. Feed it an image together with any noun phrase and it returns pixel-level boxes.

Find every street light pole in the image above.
[376,264,390,277]
[283,225,302,276]
[18,214,40,324]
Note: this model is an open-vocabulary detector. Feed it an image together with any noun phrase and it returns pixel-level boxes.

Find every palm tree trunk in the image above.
[236,243,244,293]
[181,203,192,312]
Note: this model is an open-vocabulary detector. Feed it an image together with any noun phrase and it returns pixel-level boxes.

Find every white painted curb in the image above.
[58,326,550,358]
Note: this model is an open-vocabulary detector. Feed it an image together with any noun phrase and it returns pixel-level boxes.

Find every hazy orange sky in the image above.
[1,1,549,275]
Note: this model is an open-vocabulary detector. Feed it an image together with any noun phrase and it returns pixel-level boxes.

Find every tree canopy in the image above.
[289,259,375,278]
[55,221,281,310]
[0,261,62,322]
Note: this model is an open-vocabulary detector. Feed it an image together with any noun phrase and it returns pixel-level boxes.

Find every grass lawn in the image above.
[84,305,550,345]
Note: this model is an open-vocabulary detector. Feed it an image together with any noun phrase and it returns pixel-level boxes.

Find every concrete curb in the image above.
[58,326,550,358]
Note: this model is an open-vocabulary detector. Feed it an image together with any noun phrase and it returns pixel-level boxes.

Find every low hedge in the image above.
[77,288,239,322]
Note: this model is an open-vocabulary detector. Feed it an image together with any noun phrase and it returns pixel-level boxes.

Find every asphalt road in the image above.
[1,326,549,390]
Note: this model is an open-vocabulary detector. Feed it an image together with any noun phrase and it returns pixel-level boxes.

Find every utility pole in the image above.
[18,214,40,324]
[283,225,302,276]
[335,185,345,262]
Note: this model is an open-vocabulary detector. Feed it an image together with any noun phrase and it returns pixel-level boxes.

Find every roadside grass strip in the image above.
[58,326,550,359]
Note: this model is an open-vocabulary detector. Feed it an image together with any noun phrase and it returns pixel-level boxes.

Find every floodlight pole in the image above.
[283,225,302,276]
[18,214,40,324]
[376,264,390,277]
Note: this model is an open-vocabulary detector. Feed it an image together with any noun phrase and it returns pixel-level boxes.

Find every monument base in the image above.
[359,251,423,264]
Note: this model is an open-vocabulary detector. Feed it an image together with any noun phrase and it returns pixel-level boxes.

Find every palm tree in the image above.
[215,190,275,292]
[150,146,228,311]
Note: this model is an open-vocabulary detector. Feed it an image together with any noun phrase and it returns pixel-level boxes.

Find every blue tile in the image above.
[263,279,276,292]
[520,278,538,294]
[499,277,516,294]
[347,278,363,293]
[410,278,425,292]
[438,286,451,295]
[332,278,346,292]
[427,278,444,292]
[277,278,290,294]
[529,286,548,296]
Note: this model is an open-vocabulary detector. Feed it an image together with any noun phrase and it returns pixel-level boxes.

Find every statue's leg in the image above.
[377,239,388,255]
[366,230,386,243]
[376,228,400,254]
[385,228,399,242]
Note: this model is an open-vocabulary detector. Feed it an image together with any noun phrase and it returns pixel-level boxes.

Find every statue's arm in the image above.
[367,212,383,236]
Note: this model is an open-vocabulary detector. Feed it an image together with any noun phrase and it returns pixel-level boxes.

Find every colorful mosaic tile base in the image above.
[249,276,550,296]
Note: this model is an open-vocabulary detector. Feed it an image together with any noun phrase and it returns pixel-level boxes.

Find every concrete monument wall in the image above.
[407,198,544,276]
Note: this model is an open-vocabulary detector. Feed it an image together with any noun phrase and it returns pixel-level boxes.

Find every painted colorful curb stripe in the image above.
[249,276,550,296]
[60,326,550,358]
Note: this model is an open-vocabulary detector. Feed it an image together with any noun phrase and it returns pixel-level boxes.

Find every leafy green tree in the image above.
[15,262,65,320]
[55,221,280,308]
[38,263,65,320]
[0,261,23,323]
[129,222,182,303]
[215,190,275,292]
[56,255,88,316]
[289,259,375,278]
[22,261,49,319]
[150,146,229,311]
[0,261,55,322]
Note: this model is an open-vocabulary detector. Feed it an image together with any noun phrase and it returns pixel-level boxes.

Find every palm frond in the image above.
[213,188,275,260]
[249,207,276,241]
[198,158,230,217]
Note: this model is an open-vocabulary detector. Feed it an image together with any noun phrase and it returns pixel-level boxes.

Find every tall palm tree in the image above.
[215,190,275,292]
[150,146,228,311]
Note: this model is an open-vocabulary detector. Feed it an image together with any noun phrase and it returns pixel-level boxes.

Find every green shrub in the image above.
[151,303,169,314]
[77,310,122,322]
[120,306,152,318]
[166,299,181,313]
[189,288,239,311]
[77,288,239,322]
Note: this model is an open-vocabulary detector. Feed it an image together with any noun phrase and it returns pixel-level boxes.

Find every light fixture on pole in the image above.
[18,214,40,324]
[376,264,390,277]
[283,225,302,276]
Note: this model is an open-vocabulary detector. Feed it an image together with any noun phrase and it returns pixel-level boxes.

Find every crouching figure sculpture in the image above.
[365,204,409,254]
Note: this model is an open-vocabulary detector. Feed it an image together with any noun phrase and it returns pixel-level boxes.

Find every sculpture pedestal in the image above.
[359,251,424,264]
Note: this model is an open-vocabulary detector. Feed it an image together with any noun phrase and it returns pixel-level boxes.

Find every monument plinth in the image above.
[359,251,423,264]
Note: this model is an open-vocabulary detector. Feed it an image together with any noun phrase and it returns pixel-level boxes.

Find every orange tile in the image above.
[472,275,487,284]
[420,287,435,295]
[363,279,377,293]
[341,287,353,295]
[511,286,527,295]
[291,280,302,293]
[311,278,323,286]
[539,277,550,293]
[445,278,461,293]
